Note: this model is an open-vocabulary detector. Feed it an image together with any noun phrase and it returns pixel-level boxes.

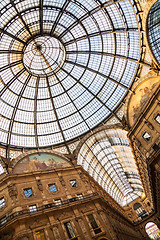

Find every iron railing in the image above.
[0,192,98,228]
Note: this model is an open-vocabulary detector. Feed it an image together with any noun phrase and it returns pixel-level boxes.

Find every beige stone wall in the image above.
[0,165,146,240]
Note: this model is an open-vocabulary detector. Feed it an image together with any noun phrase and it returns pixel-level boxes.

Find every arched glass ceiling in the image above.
[77,128,143,206]
[0,0,141,148]
[0,164,4,174]
[148,0,160,65]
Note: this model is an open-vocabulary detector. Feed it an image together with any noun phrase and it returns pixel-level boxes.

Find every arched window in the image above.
[133,203,148,220]
[145,222,160,240]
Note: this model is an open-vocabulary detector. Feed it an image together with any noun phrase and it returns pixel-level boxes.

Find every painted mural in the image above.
[13,153,71,174]
[128,77,159,126]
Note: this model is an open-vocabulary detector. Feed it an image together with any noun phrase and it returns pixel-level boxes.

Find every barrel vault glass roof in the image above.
[0,0,142,148]
[148,0,160,65]
[77,128,143,206]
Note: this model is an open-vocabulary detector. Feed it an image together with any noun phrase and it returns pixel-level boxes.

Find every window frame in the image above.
[29,204,37,212]
[0,197,5,209]
[87,213,102,234]
[70,179,77,188]
[142,131,151,142]
[64,221,77,239]
[35,229,46,240]
[154,113,160,125]
[24,188,33,198]
[54,199,62,206]
[48,183,57,193]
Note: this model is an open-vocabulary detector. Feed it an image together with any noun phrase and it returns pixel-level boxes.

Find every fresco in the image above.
[128,77,159,127]
[13,153,71,174]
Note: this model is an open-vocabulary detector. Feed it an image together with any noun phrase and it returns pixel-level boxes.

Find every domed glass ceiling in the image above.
[148,0,160,65]
[0,0,141,148]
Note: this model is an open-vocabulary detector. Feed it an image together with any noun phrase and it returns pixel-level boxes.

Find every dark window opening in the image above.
[87,214,102,234]
[133,203,148,220]
[64,221,77,239]
[155,113,160,124]
[143,132,151,142]
[70,180,77,188]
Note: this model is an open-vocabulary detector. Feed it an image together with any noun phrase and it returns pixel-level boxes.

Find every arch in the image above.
[76,126,143,207]
[12,149,71,168]
[145,222,160,240]
[133,202,142,210]
[12,150,72,174]
[133,203,148,220]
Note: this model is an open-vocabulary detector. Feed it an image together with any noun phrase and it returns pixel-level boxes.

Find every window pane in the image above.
[0,198,5,208]
[36,230,46,240]
[48,184,57,192]
[29,205,37,212]
[24,188,33,197]
[64,222,76,239]
[54,199,62,206]
[155,113,160,124]
[87,214,98,229]
[70,180,77,187]
[143,132,151,142]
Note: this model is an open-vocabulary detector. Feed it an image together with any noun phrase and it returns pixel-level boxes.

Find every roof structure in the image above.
[77,127,143,206]
[0,0,142,149]
[148,0,160,66]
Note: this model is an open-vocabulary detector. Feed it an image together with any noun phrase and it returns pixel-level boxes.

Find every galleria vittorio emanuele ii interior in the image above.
[0,0,160,239]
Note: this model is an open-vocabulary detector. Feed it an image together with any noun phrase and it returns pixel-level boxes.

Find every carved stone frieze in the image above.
[8,184,18,200]
[36,179,43,192]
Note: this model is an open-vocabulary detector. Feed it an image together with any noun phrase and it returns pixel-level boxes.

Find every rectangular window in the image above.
[54,199,62,206]
[48,183,57,192]
[87,214,101,234]
[77,194,83,200]
[36,230,46,240]
[0,217,7,226]
[155,113,160,124]
[143,132,151,142]
[0,198,5,209]
[29,205,37,212]
[24,188,33,198]
[64,221,77,239]
[70,179,77,188]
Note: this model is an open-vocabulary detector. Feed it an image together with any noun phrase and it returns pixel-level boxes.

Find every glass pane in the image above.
[24,188,33,197]
[36,230,46,240]
[0,198,5,208]
[64,222,76,239]
[143,132,151,142]
[0,0,142,148]
[49,184,57,192]
[87,214,98,229]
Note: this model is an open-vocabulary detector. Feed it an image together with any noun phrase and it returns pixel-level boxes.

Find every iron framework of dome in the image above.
[77,128,143,207]
[148,0,160,66]
[0,0,142,148]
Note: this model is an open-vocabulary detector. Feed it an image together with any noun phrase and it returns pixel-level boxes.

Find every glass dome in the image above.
[148,0,160,65]
[0,0,142,148]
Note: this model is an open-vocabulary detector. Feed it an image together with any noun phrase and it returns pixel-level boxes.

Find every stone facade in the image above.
[0,164,148,240]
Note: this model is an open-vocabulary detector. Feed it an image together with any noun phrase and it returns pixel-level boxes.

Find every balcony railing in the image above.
[0,192,98,228]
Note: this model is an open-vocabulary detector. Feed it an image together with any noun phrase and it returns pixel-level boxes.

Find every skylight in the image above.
[0,0,142,148]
